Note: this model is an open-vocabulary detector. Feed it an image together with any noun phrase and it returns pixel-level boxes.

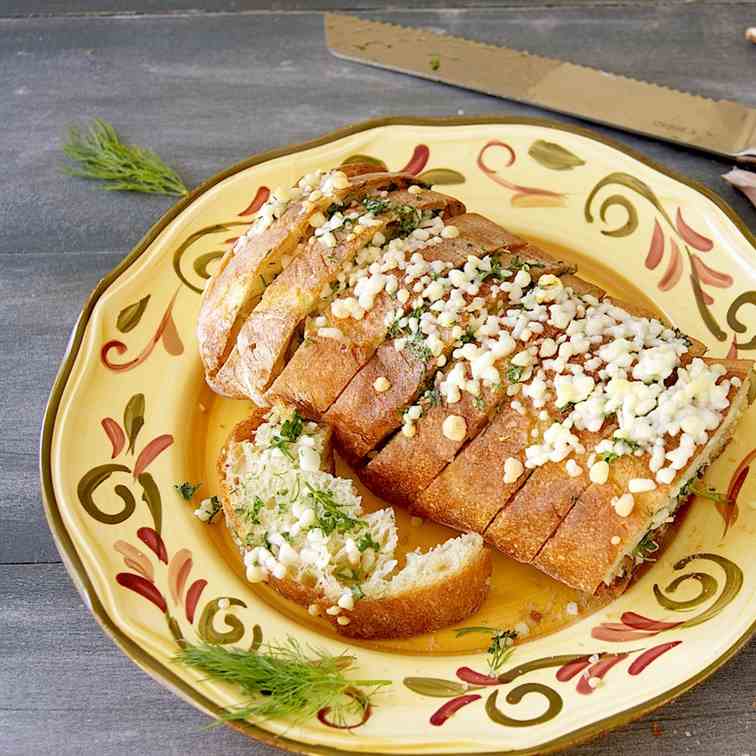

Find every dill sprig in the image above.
[487,629,518,673]
[176,639,390,722]
[62,118,188,197]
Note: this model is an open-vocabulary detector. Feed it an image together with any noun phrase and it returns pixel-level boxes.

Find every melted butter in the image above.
[195,238,671,656]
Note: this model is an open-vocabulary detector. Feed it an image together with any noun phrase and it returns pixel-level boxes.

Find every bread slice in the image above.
[217,407,492,639]
[533,358,752,592]
[323,228,576,462]
[198,164,388,390]
[229,188,466,404]
[199,166,434,398]
[360,274,605,510]
[266,214,520,417]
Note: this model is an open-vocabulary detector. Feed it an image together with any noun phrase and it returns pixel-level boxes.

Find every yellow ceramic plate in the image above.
[41,117,756,755]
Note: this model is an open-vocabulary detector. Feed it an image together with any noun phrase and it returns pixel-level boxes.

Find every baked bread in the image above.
[201,168,754,596]
[218,407,492,639]
[198,166,465,400]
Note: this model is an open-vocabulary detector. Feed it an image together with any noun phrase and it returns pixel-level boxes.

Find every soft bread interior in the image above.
[603,371,752,586]
[219,407,491,637]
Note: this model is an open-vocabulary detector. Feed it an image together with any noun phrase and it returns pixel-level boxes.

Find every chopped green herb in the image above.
[599,450,621,464]
[242,496,264,525]
[394,204,422,235]
[325,201,346,218]
[363,196,390,215]
[268,411,305,460]
[356,532,381,552]
[351,584,365,601]
[175,481,201,501]
[429,54,440,71]
[506,365,524,384]
[269,436,295,461]
[280,411,304,442]
[473,396,486,411]
[406,334,433,364]
[508,255,544,272]
[632,531,659,562]
[460,327,476,345]
[487,629,518,673]
[422,386,441,407]
[479,255,510,283]
[306,484,364,535]
[333,566,363,584]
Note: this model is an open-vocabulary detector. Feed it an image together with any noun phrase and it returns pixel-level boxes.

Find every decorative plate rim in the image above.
[39,114,756,756]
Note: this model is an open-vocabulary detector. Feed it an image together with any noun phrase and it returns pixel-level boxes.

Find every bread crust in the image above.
[414,403,536,533]
[534,364,751,592]
[216,412,493,639]
[232,189,465,404]
[484,428,610,563]
[198,163,383,382]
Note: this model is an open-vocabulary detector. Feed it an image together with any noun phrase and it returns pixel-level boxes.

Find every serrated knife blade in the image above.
[325,13,756,164]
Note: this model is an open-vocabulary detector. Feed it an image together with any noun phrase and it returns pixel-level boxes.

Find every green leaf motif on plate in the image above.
[138,471,162,534]
[116,295,151,333]
[403,677,476,698]
[528,140,585,171]
[124,393,145,454]
[341,154,388,171]
[416,168,466,186]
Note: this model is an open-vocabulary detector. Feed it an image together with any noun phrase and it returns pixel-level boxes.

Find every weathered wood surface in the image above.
[1,2,754,755]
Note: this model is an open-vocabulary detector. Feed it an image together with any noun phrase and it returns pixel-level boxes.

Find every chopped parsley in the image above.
[356,532,381,552]
[422,386,441,407]
[506,365,524,384]
[175,481,201,500]
[306,483,365,535]
[406,334,433,364]
[632,531,659,562]
[460,327,476,345]
[473,396,486,411]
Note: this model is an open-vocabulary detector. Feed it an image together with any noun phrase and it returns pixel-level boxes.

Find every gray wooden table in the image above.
[2,2,755,754]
